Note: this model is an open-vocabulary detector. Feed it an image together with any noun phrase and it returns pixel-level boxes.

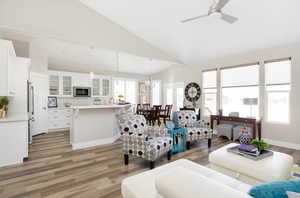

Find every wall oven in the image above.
[73,87,91,97]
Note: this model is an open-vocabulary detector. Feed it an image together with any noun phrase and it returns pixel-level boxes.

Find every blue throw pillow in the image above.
[249,180,300,198]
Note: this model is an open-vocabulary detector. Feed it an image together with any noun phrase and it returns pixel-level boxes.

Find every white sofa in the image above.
[122,159,253,198]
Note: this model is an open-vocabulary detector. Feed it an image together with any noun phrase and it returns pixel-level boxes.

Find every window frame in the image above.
[202,69,218,116]
[151,80,162,106]
[112,77,138,104]
[220,63,260,119]
[264,58,291,124]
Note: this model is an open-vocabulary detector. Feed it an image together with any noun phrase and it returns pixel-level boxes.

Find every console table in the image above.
[210,115,262,140]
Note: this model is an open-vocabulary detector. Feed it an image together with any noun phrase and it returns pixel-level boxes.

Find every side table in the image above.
[168,128,187,153]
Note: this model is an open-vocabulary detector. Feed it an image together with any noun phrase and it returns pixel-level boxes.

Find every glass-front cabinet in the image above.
[92,78,101,97]
[48,71,111,97]
[62,76,72,96]
[49,75,60,96]
[102,78,111,97]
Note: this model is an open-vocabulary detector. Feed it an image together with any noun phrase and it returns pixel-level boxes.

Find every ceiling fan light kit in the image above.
[181,0,238,24]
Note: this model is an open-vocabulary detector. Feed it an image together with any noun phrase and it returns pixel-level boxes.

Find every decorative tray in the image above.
[227,145,273,161]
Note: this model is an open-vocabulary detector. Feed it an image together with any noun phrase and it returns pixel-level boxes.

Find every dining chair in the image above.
[152,105,162,126]
[136,104,142,115]
[160,105,173,125]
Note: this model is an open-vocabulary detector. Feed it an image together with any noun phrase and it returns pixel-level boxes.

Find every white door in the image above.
[31,72,49,136]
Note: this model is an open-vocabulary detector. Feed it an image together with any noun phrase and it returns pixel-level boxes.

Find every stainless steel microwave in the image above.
[73,87,91,97]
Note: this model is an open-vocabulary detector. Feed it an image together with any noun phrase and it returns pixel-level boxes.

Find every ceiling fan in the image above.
[181,0,238,24]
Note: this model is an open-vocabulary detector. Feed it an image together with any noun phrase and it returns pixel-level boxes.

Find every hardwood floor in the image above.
[0,131,299,198]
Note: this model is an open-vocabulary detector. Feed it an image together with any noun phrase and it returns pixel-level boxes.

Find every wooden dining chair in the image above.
[136,104,142,114]
[160,105,173,124]
[152,105,162,126]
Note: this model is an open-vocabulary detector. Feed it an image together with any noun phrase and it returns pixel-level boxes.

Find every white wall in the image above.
[152,64,201,107]
[29,39,48,74]
[153,42,300,147]
[0,0,176,63]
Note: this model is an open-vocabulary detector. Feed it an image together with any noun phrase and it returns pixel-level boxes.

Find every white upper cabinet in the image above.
[72,74,92,87]
[48,70,112,97]
[0,39,17,96]
[92,77,101,97]
[102,78,111,97]
[49,74,60,96]
[62,76,72,96]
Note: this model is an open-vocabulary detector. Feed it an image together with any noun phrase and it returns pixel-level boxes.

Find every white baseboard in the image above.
[263,138,300,150]
[72,135,120,150]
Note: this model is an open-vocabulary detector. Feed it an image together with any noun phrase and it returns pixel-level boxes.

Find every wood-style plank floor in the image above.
[0,131,299,198]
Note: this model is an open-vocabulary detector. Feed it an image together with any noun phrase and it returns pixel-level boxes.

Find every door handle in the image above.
[43,107,47,110]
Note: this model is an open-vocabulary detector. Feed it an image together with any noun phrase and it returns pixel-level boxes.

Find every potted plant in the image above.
[0,97,9,118]
[251,139,269,153]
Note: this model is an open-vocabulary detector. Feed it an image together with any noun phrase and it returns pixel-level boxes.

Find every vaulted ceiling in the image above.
[80,0,300,65]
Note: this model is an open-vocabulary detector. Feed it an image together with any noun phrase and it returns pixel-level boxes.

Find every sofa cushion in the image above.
[155,166,253,198]
[249,180,300,198]
[122,159,252,198]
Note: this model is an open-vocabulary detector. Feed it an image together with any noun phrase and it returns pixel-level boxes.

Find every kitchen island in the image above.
[70,104,131,150]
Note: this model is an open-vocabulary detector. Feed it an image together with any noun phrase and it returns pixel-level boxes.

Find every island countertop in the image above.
[71,104,132,110]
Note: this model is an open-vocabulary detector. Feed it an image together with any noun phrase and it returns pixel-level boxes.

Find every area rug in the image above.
[290,164,300,179]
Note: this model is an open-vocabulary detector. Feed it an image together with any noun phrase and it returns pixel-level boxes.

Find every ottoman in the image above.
[208,143,294,185]
[233,125,253,141]
[216,124,234,140]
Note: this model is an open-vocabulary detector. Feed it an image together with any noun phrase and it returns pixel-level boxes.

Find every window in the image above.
[202,70,217,116]
[166,88,173,105]
[265,59,291,123]
[113,79,137,104]
[151,80,161,105]
[176,87,184,110]
[221,64,260,118]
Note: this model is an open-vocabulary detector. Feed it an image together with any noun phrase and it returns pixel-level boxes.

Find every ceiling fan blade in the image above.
[221,12,238,24]
[215,0,230,10]
[181,14,209,23]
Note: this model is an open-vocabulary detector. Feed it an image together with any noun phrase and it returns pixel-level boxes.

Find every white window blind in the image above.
[202,70,217,116]
[265,59,291,123]
[221,65,259,87]
[203,70,217,88]
[151,80,161,105]
[221,64,260,118]
[265,60,291,86]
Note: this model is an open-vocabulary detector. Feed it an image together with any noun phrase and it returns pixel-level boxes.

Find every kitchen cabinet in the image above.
[0,39,16,96]
[0,120,28,167]
[102,78,111,97]
[48,108,72,130]
[48,70,112,97]
[73,74,92,87]
[62,76,72,96]
[49,75,60,96]
[92,78,101,97]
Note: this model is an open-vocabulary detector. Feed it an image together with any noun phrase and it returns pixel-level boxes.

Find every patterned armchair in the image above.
[117,113,173,169]
[173,110,213,150]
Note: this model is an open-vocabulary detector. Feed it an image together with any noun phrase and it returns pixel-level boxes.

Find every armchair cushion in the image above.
[145,137,173,161]
[186,127,212,141]
[119,114,148,135]
[173,111,197,128]
[118,113,173,162]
